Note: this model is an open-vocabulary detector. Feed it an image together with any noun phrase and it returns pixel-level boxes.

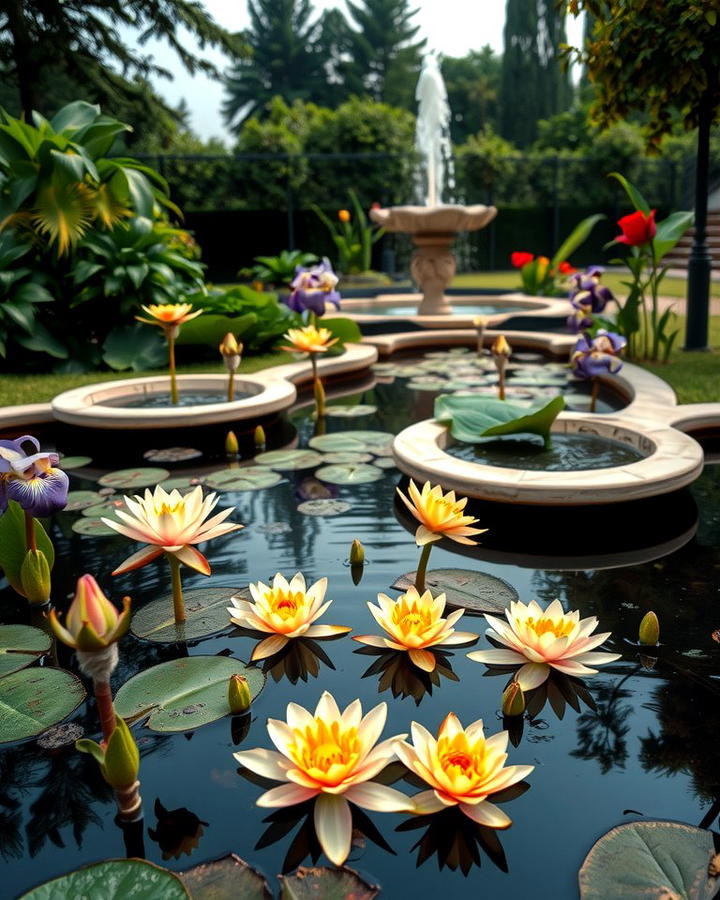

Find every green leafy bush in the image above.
[239,249,318,288]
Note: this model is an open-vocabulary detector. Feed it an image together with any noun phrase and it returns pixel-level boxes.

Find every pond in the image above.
[1,348,718,898]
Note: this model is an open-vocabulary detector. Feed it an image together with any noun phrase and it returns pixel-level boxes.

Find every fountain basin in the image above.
[370,204,497,234]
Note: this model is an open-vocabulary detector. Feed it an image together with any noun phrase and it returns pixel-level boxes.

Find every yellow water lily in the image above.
[397,480,486,547]
[394,713,533,826]
[234,692,412,865]
[467,598,622,690]
[136,302,203,332]
[353,586,477,671]
[281,324,338,354]
[227,573,350,661]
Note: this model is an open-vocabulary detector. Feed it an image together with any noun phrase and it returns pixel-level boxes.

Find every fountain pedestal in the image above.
[410,233,456,315]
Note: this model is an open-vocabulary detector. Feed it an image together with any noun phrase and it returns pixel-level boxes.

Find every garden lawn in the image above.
[638,316,720,404]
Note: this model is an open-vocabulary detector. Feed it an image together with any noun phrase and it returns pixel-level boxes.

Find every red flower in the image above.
[558,261,577,274]
[510,251,534,269]
[371,201,381,210]
[615,210,656,246]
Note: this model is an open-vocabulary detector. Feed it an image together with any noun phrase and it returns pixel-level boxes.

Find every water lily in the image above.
[354,586,478,672]
[136,303,203,405]
[48,573,131,652]
[286,259,341,316]
[103,484,242,623]
[234,692,412,865]
[394,713,533,826]
[0,436,69,517]
[227,573,350,661]
[282,324,338,354]
[467,598,621,690]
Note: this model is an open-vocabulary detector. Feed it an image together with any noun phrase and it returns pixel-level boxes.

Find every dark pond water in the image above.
[449,434,645,471]
[99,390,254,409]
[1,348,719,899]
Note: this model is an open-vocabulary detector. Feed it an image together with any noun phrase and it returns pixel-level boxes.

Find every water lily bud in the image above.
[491,334,511,358]
[473,315,488,329]
[219,333,242,372]
[228,674,251,714]
[225,430,239,456]
[254,425,266,449]
[76,715,139,788]
[502,680,525,717]
[349,539,365,566]
[20,549,51,606]
[639,611,660,646]
[48,574,131,651]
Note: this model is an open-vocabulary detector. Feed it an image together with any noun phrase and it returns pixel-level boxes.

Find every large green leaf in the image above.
[49,101,100,135]
[114,656,265,732]
[176,313,257,347]
[0,667,86,743]
[0,625,52,677]
[0,501,55,597]
[279,867,380,900]
[579,821,719,900]
[131,588,241,643]
[653,211,694,262]
[102,324,166,371]
[391,569,518,614]
[179,854,271,899]
[608,171,651,215]
[321,316,362,346]
[551,214,605,270]
[20,859,188,899]
[434,394,565,449]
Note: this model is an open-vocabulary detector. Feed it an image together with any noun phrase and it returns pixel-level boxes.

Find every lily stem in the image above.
[590,377,599,414]
[415,543,433,593]
[24,511,36,552]
[94,678,115,744]
[168,333,178,405]
[167,554,186,623]
[497,363,506,401]
[310,353,326,417]
[227,370,235,403]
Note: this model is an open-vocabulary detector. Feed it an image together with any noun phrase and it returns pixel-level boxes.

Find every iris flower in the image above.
[0,436,69,516]
[234,692,412,865]
[571,330,626,379]
[286,259,341,316]
[567,268,616,333]
[467,598,622,689]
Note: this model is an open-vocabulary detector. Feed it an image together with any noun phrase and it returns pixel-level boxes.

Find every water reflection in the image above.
[259,638,337,685]
[148,798,209,860]
[356,647,459,705]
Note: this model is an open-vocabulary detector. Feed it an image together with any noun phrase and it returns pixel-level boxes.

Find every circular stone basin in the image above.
[345,302,537,317]
[98,389,255,409]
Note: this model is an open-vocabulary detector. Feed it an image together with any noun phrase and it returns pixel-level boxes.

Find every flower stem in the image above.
[590,377,599,414]
[94,678,116,744]
[498,367,506,401]
[24,511,36,552]
[415,543,433,593]
[168,333,178,405]
[167,554,186,623]
[649,242,660,361]
[227,370,235,402]
[114,780,143,823]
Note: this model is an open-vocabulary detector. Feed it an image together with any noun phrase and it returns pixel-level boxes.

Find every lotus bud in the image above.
[219,333,242,372]
[77,716,140,788]
[638,611,660,646]
[254,425,266,449]
[47,574,131,651]
[491,334,511,359]
[20,549,51,606]
[228,674,251,714]
[349,539,365,566]
[502,680,525,717]
[225,430,239,456]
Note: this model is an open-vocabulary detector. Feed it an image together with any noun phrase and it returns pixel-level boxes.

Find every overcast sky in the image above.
[140,0,584,141]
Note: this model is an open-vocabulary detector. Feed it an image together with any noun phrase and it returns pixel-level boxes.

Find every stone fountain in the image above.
[370,54,497,315]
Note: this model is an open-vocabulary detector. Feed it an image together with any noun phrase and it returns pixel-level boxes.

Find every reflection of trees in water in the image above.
[571,677,632,774]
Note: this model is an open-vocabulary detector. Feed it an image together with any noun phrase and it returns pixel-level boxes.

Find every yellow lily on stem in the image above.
[135,303,203,404]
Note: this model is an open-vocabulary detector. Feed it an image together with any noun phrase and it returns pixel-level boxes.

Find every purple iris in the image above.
[0,435,69,516]
[567,267,616,333]
[571,331,627,379]
[285,258,341,316]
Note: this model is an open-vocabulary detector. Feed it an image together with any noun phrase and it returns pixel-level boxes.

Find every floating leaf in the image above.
[71,517,118,537]
[579,821,719,900]
[19,859,188,899]
[162,476,206,492]
[131,588,241,642]
[326,405,378,417]
[36,722,84,750]
[179,853,271,899]
[59,455,92,470]
[320,452,373,465]
[0,501,55,596]
[372,457,397,469]
[391,569,518,615]
[99,467,170,489]
[308,431,394,453]
[205,468,282,491]
[297,499,351,516]
[408,378,448,391]
[0,625,51,677]
[114,656,265,732]
[315,464,383,485]
[81,501,126,518]
[255,522,293,535]
[0,668,86,744]
[434,394,565,449]
[279,867,380,900]
[144,447,203,463]
[64,490,105,511]
[253,450,324,470]
[393,365,427,378]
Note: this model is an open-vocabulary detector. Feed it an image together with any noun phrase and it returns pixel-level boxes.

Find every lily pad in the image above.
[180,853,271,899]
[36,722,85,750]
[372,457,397,469]
[144,447,203,463]
[64,490,105,511]
[308,431,394,454]
[19,859,188,899]
[409,378,448,391]
[579,821,719,900]
[297,499,352,516]
[99,467,170,490]
[0,625,52,677]
[315,464,383,485]
[204,467,282,492]
[72,517,118,536]
[279,867,380,900]
[253,450,323,470]
[391,569,518,615]
[393,365,428,378]
[58,455,92,470]
[162,475,207,492]
[326,405,378,417]
[0,501,55,597]
[131,588,241,642]
[0,667,86,744]
[434,393,566,449]
[256,522,293,535]
[321,452,373,465]
[114,655,265,732]
[81,501,126,518]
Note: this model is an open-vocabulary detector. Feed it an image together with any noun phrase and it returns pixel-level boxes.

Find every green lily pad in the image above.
[279,867,380,900]
[180,854,271,899]
[58,455,92,470]
[64,490,105,512]
[131,588,241,642]
[81,501,126,518]
[98,467,170,490]
[0,625,52,677]
[372,457,397,469]
[409,378,448,391]
[71,517,118,537]
[114,655,265,732]
[391,569,518,615]
[256,522,293,535]
[326,405,378,417]
[320,452,373,465]
[434,393,566,450]
[19,859,188,899]
[253,450,324,470]
[371,362,398,374]
[315,464,383,485]
[308,431,394,453]
[579,821,719,900]
[393,365,428,378]
[161,475,207,492]
[297,499,351,516]
[205,467,282,491]
[144,447,202,463]
[0,501,55,597]
[0,667,86,744]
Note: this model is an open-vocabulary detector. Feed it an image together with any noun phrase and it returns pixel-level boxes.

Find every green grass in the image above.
[637,316,720,404]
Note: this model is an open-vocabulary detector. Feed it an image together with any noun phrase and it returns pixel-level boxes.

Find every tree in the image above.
[0,1,242,123]
[565,0,720,349]
[441,47,502,144]
[341,0,427,110]
[223,0,331,132]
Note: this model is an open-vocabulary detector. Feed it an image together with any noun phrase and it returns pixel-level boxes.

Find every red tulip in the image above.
[510,251,534,268]
[615,209,656,246]
[558,261,577,274]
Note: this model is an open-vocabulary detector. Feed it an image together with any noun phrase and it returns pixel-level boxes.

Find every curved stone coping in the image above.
[365,327,578,358]
[655,403,720,435]
[392,413,704,505]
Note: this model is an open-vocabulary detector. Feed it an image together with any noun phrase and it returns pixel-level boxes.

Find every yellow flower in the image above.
[227,573,351,661]
[234,692,412,865]
[48,574,131,651]
[396,480,486,547]
[338,209,351,223]
[353,586,477,671]
[218,332,242,358]
[473,315,489,328]
[102,484,242,576]
[467,598,622,689]
[394,713,533,826]
[281,325,339,354]
[491,334,511,358]
[136,303,203,331]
